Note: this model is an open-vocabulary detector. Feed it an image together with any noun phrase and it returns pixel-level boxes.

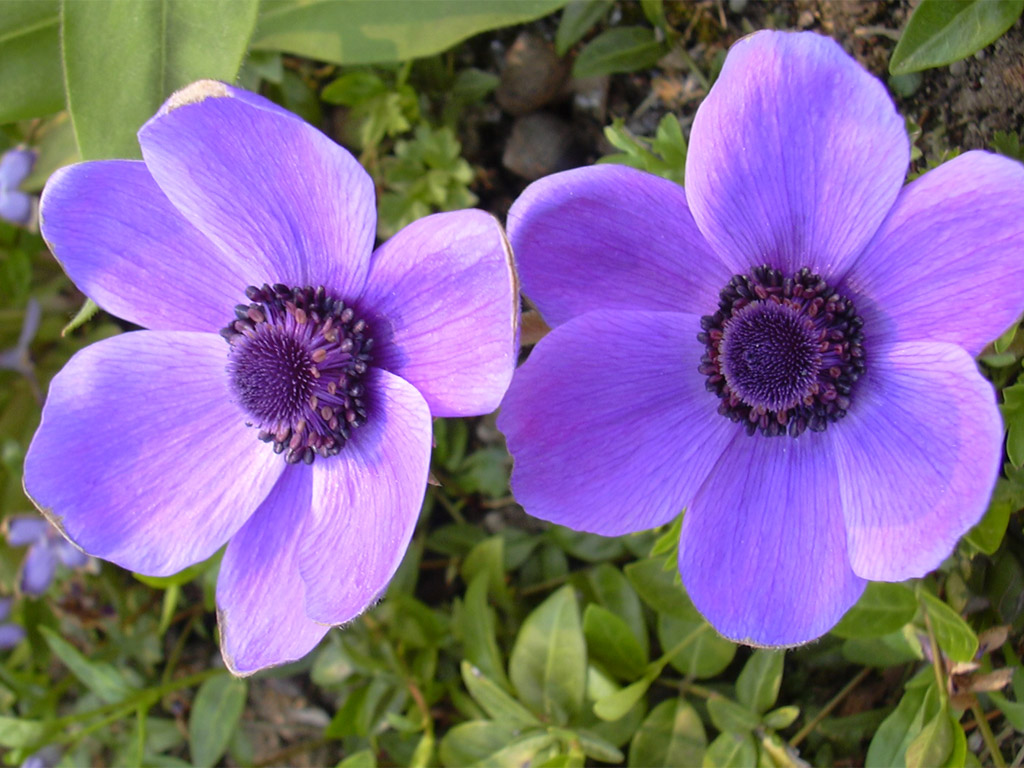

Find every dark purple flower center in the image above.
[698,266,865,438]
[221,284,373,464]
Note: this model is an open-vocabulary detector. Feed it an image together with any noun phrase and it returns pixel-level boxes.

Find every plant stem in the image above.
[789,667,871,748]
[971,696,1008,768]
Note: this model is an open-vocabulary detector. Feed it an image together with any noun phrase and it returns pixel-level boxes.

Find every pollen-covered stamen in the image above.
[222,284,373,464]
[698,266,865,438]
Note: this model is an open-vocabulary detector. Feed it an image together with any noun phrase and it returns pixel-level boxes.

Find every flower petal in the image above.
[0,149,34,186]
[679,431,866,645]
[497,310,736,535]
[360,210,518,417]
[217,466,329,676]
[138,82,376,297]
[0,189,31,225]
[0,623,25,650]
[507,164,728,327]
[841,151,1024,355]
[5,516,47,547]
[833,341,1002,581]
[40,161,248,332]
[20,545,56,596]
[686,30,908,277]
[298,369,432,623]
[23,331,283,576]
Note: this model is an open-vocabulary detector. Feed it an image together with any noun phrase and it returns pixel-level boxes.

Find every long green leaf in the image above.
[0,1,64,121]
[890,0,1024,74]
[62,0,259,160]
[40,626,135,705]
[188,675,247,768]
[251,0,569,65]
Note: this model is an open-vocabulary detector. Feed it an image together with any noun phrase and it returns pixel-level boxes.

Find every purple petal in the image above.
[834,341,1002,581]
[298,369,432,623]
[23,331,283,576]
[0,623,25,650]
[0,597,12,621]
[138,82,375,298]
[841,151,1024,356]
[507,164,728,327]
[5,516,48,547]
[0,149,34,187]
[679,431,866,645]
[217,467,329,676]
[0,189,31,225]
[20,544,56,596]
[360,210,518,417]
[686,30,908,278]
[497,310,736,535]
[40,161,253,332]
[53,538,89,569]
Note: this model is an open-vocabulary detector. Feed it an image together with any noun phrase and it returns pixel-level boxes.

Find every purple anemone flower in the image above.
[5,514,91,596]
[497,31,1024,645]
[0,597,25,650]
[0,147,35,226]
[24,80,517,674]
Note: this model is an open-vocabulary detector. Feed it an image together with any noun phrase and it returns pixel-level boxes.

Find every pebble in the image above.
[496,32,569,116]
[502,112,577,180]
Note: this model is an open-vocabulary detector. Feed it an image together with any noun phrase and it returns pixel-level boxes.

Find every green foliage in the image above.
[0,1,64,123]
[600,113,687,185]
[251,0,570,65]
[890,0,1024,75]
[555,0,614,56]
[573,26,667,78]
[188,676,247,767]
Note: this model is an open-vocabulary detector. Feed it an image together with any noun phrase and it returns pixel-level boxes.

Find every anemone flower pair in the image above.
[498,30,1024,645]
[25,81,517,674]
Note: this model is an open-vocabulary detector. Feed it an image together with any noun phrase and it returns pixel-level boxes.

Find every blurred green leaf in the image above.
[889,0,1024,75]
[1001,382,1024,467]
[555,0,613,56]
[762,705,800,730]
[509,585,586,725]
[0,716,47,748]
[628,698,706,768]
[0,0,64,122]
[994,319,1020,353]
[461,535,509,608]
[438,720,524,767]
[866,673,937,767]
[702,731,757,768]
[905,701,954,768]
[252,0,569,65]
[572,26,666,78]
[625,557,697,620]
[964,494,1012,554]
[583,604,647,680]
[920,590,978,662]
[707,696,760,734]
[586,563,648,657]
[456,573,509,690]
[736,650,784,715]
[188,676,247,768]
[61,298,101,336]
[62,0,259,159]
[592,669,657,722]
[40,626,135,704]
[658,615,736,679]
[841,627,924,667]
[338,749,378,768]
[991,130,1024,162]
[831,582,918,639]
[461,661,541,728]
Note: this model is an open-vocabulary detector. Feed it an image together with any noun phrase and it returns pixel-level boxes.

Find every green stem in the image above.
[971,696,1007,768]
[789,667,871,748]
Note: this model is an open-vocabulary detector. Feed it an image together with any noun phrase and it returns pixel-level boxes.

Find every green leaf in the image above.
[865,673,937,768]
[841,628,924,668]
[462,535,511,609]
[438,720,525,767]
[40,626,135,704]
[188,676,247,768]
[62,0,259,159]
[964,495,1012,554]
[831,582,918,639]
[905,702,954,768]
[624,557,698,620]
[920,590,979,662]
[62,298,100,336]
[583,604,647,680]
[736,650,784,715]
[628,698,707,768]
[509,585,587,725]
[0,1,64,122]
[586,563,648,657]
[658,614,736,679]
[0,716,48,748]
[338,749,377,768]
[456,573,510,690]
[134,558,211,589]
[706,697,761,734]
[572,26,666,78]
[252,0,569,65]
[890,0,1024,75]
[762,706,800,730]
[555,0,613,56]
[1000,382,1024,468]
[702,732,757,768]
[994,319,1020,353]
[461,661,542,728]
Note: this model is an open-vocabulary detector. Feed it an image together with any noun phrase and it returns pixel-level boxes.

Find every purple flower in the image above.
[0,148,36,226]
[497,31,1024,645]
[5,515,92,595]
[24,81,517,674]
[0,597,25,650]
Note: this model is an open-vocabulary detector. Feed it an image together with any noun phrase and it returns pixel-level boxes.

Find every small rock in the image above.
[950,59,967,77]
[502,113,578,180]
[496,33,570,115]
